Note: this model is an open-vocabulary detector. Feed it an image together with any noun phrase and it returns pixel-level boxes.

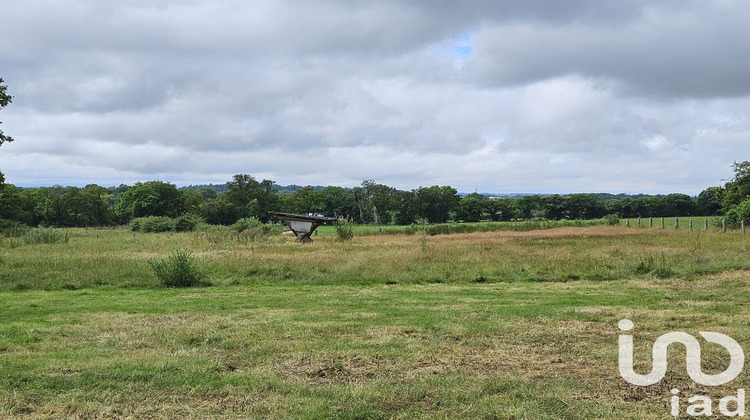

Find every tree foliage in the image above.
[456,197,483,222]
[115,181,184,222]
[225,174,279,222]
[414,185,460,224]
[726,197,750,228]
[0,77,13,146]
[695,187,724,216]
[722,161,750,212]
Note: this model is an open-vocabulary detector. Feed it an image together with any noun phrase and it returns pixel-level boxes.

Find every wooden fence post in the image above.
[689,219,693,231]
[626,219,630,227]
[704,219,708,231]
[660,218,665,229]
[638,217,642,227]
[723,219,727,232]
[675,218,679,230]
[649,217,653,228]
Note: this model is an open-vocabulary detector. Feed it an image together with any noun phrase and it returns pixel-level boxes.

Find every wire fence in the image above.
[622,216,746,233]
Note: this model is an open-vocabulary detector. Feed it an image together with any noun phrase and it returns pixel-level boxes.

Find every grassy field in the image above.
[2,225,750,418]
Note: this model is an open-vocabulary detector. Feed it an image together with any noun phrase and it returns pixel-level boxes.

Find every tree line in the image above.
[0,171,742,229]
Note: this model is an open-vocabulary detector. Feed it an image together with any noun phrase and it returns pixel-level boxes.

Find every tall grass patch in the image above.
[334,217,355,241]
[148,248,206,287]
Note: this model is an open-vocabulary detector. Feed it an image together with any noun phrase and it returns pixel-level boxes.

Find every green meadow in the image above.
[2,224,750,418]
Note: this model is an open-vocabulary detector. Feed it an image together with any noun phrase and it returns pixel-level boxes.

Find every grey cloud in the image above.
[467,3,750,98]
[1,0,749,194]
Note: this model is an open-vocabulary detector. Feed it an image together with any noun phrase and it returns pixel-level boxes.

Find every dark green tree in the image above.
[484,198,515,221]
[198,187,218,200]
[0,176,25,222]
[225,174,260,218]
[81,184,115,226]
[695,187,724,216]
[457,197,484,222]
[319,186,357,218]
[181,188,205,215]
[0,78,13,146]
[515,195,543,219]
[605,197,636,218]
[198,196,238,225]
[225,174,280,222]
[361,180,396,224]
[391,190,417,225]
[115,181,184,222]
[415,185,459,224]
[256,179,281,222]
[726,197,750,228]
[564,194,606,220]
[660,193,696,217]
[632,196,662,218]
[288,186,323,214]
[0,78,15,208]
[722,161,750,212]
[37,186,70,227]
[544,194,567,220]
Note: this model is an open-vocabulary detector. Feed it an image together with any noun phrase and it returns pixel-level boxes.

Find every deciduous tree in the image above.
[0,77,13,146]
[723,161,750,212]
[415,185,459,224]
[696,187,724,216]
[115,181,184,222]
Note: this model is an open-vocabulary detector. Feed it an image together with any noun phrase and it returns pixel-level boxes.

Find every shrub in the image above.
[231,217,264,233]
[334,217,355,241]
[0,220,29,238]
[231,217,277,240]
[129,217,142,232]
[726,198,750,229]
[148,249,205,288]
[175,214,204,232]
[603,214,620,226]
[131,216,175,233]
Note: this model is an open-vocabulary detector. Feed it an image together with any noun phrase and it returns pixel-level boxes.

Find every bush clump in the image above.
[148,248,205,288]
[231,217,278,240]
[175,214,204,232]
[0,220,30,238]
[231,217,263,232]
[726,198,750,229]
[603,214,620,226]
[131,216,176,233]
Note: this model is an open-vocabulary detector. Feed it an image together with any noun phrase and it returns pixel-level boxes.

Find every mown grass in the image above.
[1,225,750,418]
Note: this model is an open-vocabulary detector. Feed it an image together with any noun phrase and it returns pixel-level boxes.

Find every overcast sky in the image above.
[1,1,749,194]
